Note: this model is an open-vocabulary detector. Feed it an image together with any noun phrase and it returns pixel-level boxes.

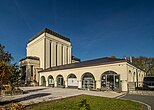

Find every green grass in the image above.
[24,95,143,110]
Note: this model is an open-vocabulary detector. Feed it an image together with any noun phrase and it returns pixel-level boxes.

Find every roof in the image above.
[40,57,126,72]
[72,56,81,61]
[28,28,70,43]
[20,56,40,61]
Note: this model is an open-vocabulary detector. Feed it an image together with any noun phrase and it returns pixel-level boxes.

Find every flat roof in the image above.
[40,57,126,72]
[28,28,70,43]
[20,56,39,61]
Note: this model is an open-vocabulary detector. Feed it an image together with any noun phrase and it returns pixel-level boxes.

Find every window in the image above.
[31,66,33,77]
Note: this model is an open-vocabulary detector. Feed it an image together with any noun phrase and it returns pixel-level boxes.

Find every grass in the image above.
[24,95,143,110]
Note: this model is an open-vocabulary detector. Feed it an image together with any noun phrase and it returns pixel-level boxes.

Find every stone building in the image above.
[20,28,146,91]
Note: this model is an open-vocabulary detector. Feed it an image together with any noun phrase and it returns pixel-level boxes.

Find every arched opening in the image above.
[41,76,46,86]
[48,75,54,87]
[101,71,120,91]
[67,74,78,88]
[56,75,64,87]
[82,72,96,90]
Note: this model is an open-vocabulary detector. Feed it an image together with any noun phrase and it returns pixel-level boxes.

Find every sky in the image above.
[0,0,154,63]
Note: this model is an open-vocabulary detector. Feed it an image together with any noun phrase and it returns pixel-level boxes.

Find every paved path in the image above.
[0,87,124,106]
[120,94,154,110]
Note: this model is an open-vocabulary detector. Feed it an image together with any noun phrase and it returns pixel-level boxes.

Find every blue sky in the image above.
[0,0,154,63]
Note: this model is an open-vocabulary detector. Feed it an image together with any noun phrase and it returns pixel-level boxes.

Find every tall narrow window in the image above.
[56,43,58,66]
[49,42,51,67]
[31,66,33,77]
[61,45,63,65]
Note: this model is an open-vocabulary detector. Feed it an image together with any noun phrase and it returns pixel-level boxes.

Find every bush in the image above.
[78,99,90,110]
[5,85,14,91]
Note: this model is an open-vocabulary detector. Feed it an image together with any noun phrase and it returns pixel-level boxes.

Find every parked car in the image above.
[143,77,154,90]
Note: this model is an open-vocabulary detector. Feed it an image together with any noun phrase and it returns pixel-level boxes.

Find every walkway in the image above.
[0,87,124,106]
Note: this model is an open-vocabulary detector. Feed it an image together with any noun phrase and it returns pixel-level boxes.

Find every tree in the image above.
[0,44,13,63]
[8,63,21,86]
[0,43,13,89]
[0,61,11,86]
[132,56,154,76]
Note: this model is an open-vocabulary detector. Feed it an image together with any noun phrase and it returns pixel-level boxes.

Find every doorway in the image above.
[101,71,120,91]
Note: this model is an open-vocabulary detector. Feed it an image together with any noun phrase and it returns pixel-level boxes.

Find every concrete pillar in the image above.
[78,80,82,89]
[68,47,72,64]
[53,42,56,66]
[54,80,57,87]
[57,43,61,66]
[46,39,50,68]
[51,41,54,67]
[25,65,31,84]
[96,80,101,89]
[46,79,48,87]
[121,80,128,91]
[65,80,68,88]
[58,44,62,66]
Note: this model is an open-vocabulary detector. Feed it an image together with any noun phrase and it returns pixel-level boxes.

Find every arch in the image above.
[67,74,78,88]
[56,74,64,87]
[101,71,120,91]
[82,72,96,90]
[41,76,46,86]
[48,75,54,87]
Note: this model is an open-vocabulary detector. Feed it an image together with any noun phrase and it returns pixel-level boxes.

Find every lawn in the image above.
[24,95,143,110]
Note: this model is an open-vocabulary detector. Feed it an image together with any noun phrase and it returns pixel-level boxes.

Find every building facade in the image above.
[20,28,146,91]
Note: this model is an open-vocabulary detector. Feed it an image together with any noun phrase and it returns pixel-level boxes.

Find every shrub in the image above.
[78,99,90,110]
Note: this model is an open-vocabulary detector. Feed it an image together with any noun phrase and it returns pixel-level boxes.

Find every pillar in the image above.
[96,80,101,89]
[65,80,68,88]
[78,80,82,89]
[54,80,57,87]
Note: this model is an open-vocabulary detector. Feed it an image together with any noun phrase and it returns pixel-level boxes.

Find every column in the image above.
[68,46,72,64]
[46,39,50,68]
[63,46,66,65]
[46,78,48,86]
[96,80,101,90]
[65,80,68,88]
[51,41,54,67]
[78,80,82,89]
[53,42,56,67]
[25,65,31,84]
[57,43,61,66]
[54,80,57,87]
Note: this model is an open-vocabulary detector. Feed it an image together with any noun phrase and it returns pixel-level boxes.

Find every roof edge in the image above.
[28,28,70,43]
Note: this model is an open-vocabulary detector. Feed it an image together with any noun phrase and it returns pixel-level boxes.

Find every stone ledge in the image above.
[1,90,23,96]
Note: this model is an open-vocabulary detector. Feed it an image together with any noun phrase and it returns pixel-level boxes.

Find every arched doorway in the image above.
[48,75,54,87]
[101,71,120,91]
[41,76,46,86]
[56,75,64,88]
[82,72,96,90]
[67,74,78,88]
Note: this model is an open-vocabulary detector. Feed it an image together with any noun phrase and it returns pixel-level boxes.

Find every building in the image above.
[20,28,146,92]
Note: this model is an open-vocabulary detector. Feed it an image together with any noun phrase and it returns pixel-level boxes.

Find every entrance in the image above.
[101,71,120,91]
[57,75,64,88]
[82,72,96,90]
